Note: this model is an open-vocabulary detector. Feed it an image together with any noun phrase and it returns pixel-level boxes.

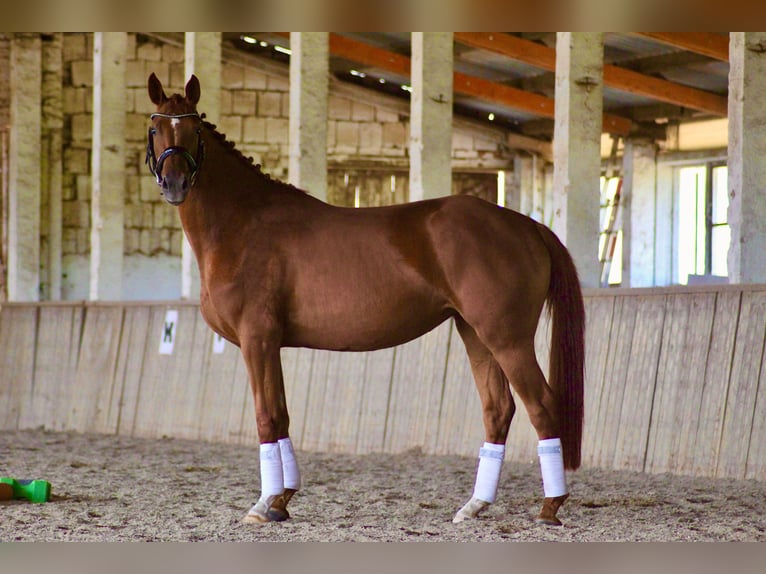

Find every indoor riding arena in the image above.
[1,32,766,542]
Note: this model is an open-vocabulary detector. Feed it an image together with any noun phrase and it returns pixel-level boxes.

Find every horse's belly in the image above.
[283,292,452,352]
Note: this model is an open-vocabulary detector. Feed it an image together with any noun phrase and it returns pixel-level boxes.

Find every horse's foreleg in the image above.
[453,319,515,524]
[238,334,301,525]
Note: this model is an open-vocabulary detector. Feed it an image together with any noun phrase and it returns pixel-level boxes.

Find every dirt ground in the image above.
[1,429,764,542]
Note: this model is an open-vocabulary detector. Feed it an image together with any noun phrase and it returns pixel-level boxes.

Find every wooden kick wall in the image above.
[1,284,765,480]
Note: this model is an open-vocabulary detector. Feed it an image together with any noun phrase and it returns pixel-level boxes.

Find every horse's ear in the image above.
[185,75,201,106]
[148,73,167,106]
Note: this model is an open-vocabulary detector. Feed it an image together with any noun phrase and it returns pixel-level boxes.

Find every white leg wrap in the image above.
[259,442,284,497]
[472,442,505,503]
[243,442,286,523]
[453,442,505,523]
[278,437,301,491]
[538,438,567,497]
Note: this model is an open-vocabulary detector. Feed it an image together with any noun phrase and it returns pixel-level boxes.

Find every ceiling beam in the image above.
[455,32,728,117]
[632,32,729,62]
[327,34,631,135]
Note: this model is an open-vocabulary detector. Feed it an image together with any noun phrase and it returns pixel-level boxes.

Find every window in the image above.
[677,164,729,284]
[599,176,623,286]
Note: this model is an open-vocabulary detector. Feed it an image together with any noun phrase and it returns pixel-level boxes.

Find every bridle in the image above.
[145,112,205,186]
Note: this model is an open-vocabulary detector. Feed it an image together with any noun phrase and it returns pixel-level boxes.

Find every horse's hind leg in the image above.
[493,341,569,526]
[452,318,516,523]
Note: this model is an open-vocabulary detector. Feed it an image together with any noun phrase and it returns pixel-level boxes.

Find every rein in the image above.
[145,112,205,186]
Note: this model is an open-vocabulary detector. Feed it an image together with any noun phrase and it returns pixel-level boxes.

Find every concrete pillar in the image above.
[184,32,221,300]
[552,32,604,289]
[8,34,42,301]
[727,32,766,283]
[90,32,126,301]
[409,32,453,202]
[654,162,674,286]
[622,139,658,287]
[41,33,63,300]
[288,32,328,204]
[510,153,547,223]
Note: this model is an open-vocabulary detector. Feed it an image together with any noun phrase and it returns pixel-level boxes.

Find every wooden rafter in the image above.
[632,32,729,62]
[327,34,631,135]
[455,32,728,117]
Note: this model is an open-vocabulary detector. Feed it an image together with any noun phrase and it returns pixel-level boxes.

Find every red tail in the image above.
[536,224,585,470]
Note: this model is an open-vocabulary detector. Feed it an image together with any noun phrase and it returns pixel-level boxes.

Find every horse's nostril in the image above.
[161,178,169,190]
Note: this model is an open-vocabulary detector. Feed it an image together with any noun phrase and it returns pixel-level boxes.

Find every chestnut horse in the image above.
[147,74,585,527]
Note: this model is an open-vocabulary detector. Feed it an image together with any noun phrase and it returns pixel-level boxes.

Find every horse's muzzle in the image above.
[160,173,190,205]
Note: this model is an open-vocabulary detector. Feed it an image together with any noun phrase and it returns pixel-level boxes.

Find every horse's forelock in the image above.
[157,93,197,115]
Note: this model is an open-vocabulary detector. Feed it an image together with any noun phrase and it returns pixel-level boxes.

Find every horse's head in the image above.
[146,73,205,205]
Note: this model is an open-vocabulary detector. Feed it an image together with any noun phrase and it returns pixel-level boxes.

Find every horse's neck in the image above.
[176,129,306,266]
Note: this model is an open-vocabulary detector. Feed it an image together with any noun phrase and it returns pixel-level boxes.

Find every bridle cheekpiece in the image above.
[146,112,205,186]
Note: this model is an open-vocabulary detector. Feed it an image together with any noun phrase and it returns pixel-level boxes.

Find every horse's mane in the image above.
[200,119,304,195]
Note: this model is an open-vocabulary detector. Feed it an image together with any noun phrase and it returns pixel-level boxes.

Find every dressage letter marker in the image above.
[213,333,226,354]
[159,310,178,355]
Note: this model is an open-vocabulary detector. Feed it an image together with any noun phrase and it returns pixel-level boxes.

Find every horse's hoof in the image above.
[241,510,270,524]
[535,515,563,526]
[267,488,295,522]
[242,499,273,524]
[453,496,490,523]
[267,508,290,522]
[536,493,569,526]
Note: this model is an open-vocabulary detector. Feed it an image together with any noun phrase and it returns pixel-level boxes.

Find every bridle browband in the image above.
[145,112,205,186]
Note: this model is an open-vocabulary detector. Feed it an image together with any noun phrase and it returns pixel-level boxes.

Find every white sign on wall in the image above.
[213,333,226,354]
[159,310,178,355]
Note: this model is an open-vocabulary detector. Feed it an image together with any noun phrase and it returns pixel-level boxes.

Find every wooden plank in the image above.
[456,32,727,117]
[645,293,715,474]
[131,306,188,439]
[384,337,425,453]
[299,349,332,451]
[166,308,214,440]
[355,347,395,454]
[417,322,452,453]
[643,294,689,474]
[591,296,637,469]
[315,351,344,452]
[233,355,256,446]
[602,65,727,117]
[716,291,766,478]
[281,347,314,449]
[691,291,741,476]
[580,295,615,466]
[746,333,766,479]
[456,32,555,70]
[0,306,38,430]
[329,34,410,76]
[613,295,666,472]
[329,32,631,135]
[669,293,717,475]
[633,32,729,62]
[113,306,151,437]
[326,352,367,453]
[433,320,477,455]
[67,306,124,434]
[198,333,243,444]
[19,305,83,431]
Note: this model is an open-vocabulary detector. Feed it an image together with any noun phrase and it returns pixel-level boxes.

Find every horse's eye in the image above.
[150,128,157,136]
